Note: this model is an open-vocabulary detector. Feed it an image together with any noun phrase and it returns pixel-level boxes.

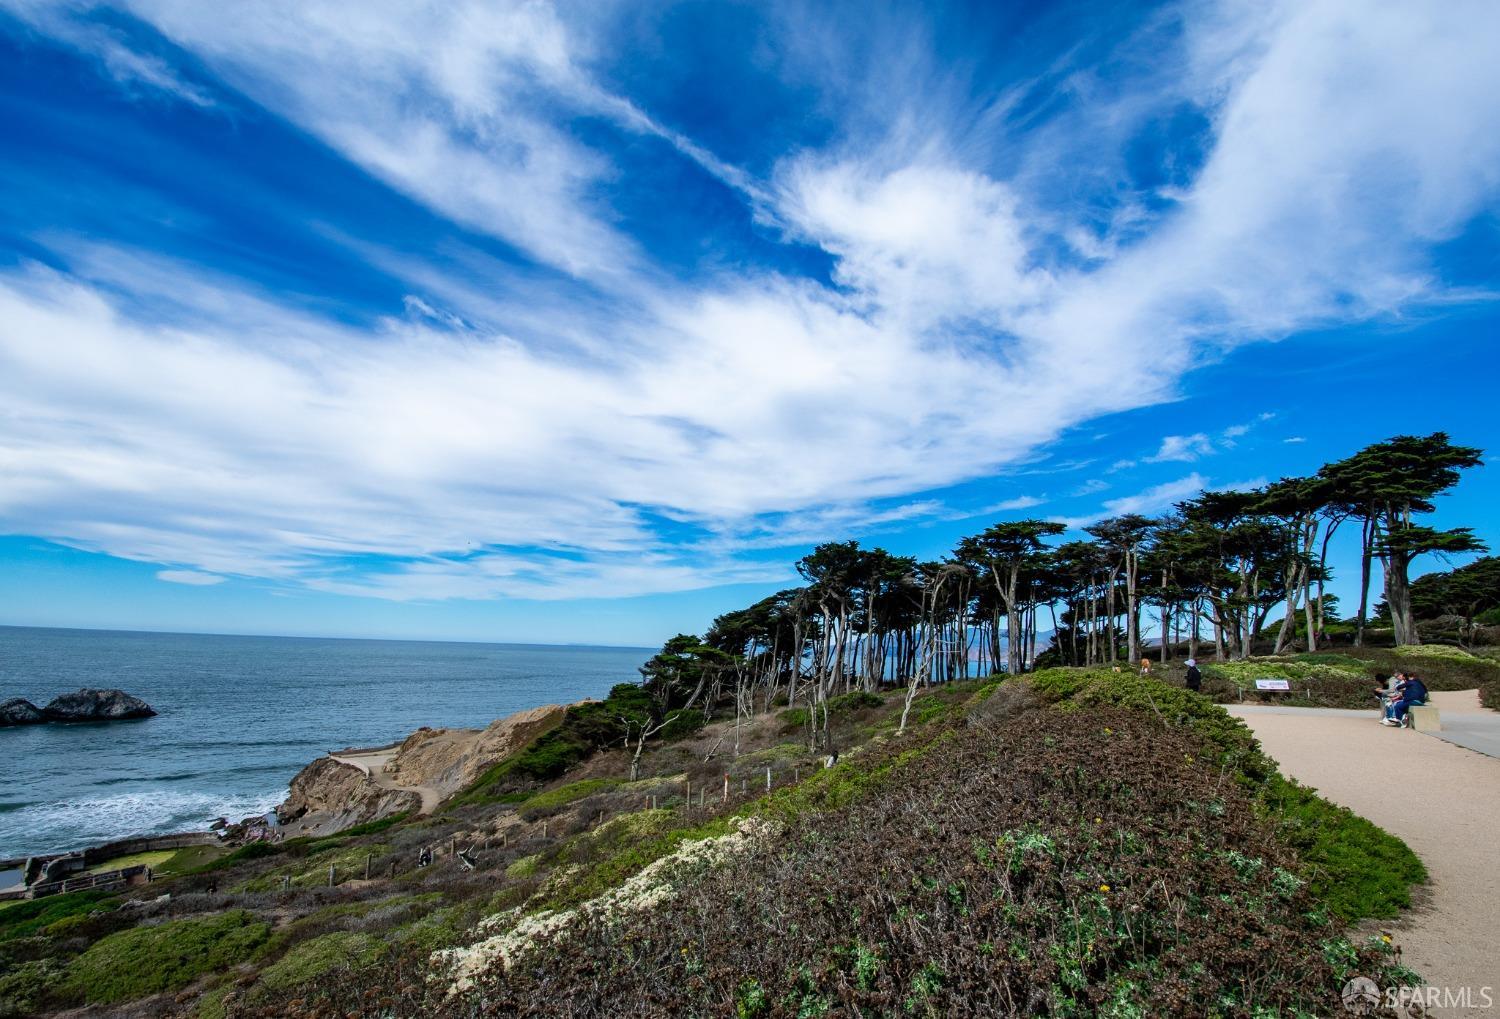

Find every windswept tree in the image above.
[1176,492,1292,660]
[1409,556,1500,645]
[628,432,1482,729]
[1086,515,1157,665]
[1322,433,1484,645]
[957,520,1065,674]
[1256,476,1332,653]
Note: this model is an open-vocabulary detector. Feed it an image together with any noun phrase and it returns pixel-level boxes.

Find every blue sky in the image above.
[1,0,1498,647]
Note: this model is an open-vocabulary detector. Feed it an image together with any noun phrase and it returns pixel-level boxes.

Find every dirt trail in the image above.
[329,749,442,815]
[1230,698,1500,1017]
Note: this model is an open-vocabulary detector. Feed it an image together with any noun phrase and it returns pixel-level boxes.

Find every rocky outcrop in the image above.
[0,698,44,726]
[41,688,156,723]
[1,690,155,726]
[385,704,566,798]
[277,756,421,837]
[275,703,569,838]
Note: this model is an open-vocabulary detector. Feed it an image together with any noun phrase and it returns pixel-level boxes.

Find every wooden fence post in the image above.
[328,864,335,887]
[364,854,371,880]
[766,766,771,792]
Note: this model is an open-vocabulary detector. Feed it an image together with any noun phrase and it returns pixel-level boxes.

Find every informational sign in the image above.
[1254,678,1291,691]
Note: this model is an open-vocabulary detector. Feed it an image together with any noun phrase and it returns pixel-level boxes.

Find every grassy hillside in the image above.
[1,672,1424,1018]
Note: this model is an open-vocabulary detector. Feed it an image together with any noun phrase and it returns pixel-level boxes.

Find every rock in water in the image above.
[41,688,157,723]
[0,697,45,726]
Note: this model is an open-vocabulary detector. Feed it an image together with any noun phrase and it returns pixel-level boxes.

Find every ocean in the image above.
[0,626,652,859]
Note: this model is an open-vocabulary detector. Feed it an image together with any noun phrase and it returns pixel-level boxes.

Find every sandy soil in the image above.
[329,748,442,815]
[1230,697,1500,1017]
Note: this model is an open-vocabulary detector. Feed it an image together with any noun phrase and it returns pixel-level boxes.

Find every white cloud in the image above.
[156,569,226,585]
[1053,474,1208,529]
[1099,474,1210,517]
[1283,436,1307,444]
[1146,433,1217,463]
[981,496,1045,513]
[2,1,1499,601]
[1,2,215,106]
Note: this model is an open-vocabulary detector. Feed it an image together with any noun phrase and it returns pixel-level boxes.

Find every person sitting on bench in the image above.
[1382,673,1428,727]
[1373,671,1403,719]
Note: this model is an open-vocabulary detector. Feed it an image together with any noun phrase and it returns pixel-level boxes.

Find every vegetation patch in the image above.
[63,909,269,1004]
[1024,669,1425,922]
[516,777,622,820]
[333,811,412,838]
[82,849,176,875]
[0,890,117,944]
[257,931,384,991]
[252,705,1413,1016]
[0,958,70,1018]
[1260,776,1427,920]
[156,843,229,875]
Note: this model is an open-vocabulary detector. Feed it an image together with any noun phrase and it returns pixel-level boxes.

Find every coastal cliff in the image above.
[385,704,566,798]
[277,756,421,836]
[277,703,567,837]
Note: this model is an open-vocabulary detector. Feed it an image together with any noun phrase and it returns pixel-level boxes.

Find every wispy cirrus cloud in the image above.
[1,1,1498,603]
[155,569,225,586]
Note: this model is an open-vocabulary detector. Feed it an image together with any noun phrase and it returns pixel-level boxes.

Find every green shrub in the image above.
[257,931,384,991]
[1022,668,1424,923]
[334,811,411,838]
[1260,776,1426,921]
[0,891,117,943]
[779,690,883,732]
[827,690,883,712]
[188,840,283,874]
[455,684,654,800]
[1025,668,1269,782]
[155,844,228,875]
[660,707,706,741]
[518,777,623,819]
[63,910,270,1004]
[0,958,70,1018]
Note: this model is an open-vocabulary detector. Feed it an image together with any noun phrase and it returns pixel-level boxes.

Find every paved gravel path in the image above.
[329,748,442,815]
[1229,697,1500,1017]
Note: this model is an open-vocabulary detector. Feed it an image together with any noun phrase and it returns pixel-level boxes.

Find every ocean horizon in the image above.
[0,625,652,859]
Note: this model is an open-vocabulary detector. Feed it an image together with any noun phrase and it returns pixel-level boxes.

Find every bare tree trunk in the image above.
[1105,569,1119,664]
[1355,517,1374,647]
[1384,508,1420,646]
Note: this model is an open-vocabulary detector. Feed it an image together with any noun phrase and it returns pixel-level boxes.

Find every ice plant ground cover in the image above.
[224,675,1421,1018]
